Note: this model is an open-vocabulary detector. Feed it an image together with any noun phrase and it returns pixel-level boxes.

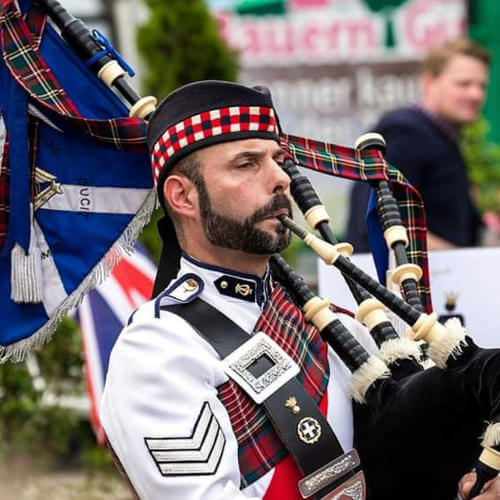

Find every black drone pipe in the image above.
[35,0,156,118]
[280,214,422,327]
[282,158,422,378]
[282,158,368,305]
[355,133,423,312]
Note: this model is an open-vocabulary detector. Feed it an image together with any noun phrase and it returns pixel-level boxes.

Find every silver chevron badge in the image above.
[145,402,226,476]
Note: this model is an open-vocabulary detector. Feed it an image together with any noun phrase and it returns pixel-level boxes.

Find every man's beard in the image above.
[196,177,292,255]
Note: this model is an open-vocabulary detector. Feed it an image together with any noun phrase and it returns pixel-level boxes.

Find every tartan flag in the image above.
[78,244,156,444]
[0,0,154,361]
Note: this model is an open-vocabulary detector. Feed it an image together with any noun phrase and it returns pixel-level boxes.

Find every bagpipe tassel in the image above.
[350,356,390,404]
[482,422,500,449]
[428,317,467,367]
[10,208,43,303]
[376,337,421,367]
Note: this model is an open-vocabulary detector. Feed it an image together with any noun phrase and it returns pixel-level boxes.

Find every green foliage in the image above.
[0,317,108,472]
[137,0,239,98]
[0,318,83,467]
[462,118,500,213]
[137,0,242,260]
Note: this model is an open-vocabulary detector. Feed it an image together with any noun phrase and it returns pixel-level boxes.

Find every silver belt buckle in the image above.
[222,331,300,404]
[298,449,363,499]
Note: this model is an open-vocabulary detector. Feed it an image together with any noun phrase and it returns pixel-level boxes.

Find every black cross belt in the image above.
[163,299,365,499]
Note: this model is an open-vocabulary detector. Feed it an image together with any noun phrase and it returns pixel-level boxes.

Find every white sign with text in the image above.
[318,247,500,348]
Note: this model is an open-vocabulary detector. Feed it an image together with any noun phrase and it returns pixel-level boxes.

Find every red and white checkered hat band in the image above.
[151,105,278,183]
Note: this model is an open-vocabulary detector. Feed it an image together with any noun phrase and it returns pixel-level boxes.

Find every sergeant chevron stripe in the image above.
[145,402,226,476]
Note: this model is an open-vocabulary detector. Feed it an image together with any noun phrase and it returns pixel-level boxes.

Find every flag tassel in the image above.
[10,214,43,303]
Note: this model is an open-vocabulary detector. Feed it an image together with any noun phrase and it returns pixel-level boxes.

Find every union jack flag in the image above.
[78,245,156,443]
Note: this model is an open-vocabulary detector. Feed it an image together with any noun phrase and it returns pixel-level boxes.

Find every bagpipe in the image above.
[2,1,498,499]
[271,134,500,499]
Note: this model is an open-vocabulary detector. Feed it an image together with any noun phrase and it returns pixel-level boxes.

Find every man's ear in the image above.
[163,175,198,218]
[420,71,435,96]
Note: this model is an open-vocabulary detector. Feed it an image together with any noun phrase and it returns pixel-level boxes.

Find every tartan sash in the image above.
[217,281,331,487]
[283,133,431,313]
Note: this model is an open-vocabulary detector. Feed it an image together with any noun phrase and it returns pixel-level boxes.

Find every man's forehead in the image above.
[439,54,488,77]
[199,138,283,161]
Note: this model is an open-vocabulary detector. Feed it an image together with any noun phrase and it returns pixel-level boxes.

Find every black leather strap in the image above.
[163,299,350,480]
[166,299,248,356]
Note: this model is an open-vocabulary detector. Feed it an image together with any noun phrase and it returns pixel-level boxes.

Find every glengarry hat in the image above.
[147,80,281,295]
[148,80,281,194]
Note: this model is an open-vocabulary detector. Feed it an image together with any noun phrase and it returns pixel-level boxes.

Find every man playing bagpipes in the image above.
[100,80,500,499]
[1,0,495,497]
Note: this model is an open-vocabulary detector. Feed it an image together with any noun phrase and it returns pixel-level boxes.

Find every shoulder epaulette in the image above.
[154,274,204,317]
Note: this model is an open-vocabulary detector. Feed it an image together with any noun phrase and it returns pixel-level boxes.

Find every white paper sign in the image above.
[318,247,500,348]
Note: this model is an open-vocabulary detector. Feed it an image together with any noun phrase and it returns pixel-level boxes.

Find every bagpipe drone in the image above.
[1,1,498,499]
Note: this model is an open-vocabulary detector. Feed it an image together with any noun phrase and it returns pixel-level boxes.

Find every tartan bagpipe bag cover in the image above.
[0,0,154,360]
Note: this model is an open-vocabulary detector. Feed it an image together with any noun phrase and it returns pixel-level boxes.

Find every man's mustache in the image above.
[248,194,292,224]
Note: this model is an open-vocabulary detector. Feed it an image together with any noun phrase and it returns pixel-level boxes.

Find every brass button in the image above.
[184,278,198,291]
[220,280,228,289]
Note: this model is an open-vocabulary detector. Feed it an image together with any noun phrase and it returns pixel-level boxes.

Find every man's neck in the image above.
[416,101,462,141]
[182,245,270,278]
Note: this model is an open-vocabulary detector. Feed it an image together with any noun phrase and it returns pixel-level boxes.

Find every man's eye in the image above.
[237,162,253,169]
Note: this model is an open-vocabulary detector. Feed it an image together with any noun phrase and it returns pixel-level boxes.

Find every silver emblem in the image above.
[222,332,300,404]
[298,449,361,498]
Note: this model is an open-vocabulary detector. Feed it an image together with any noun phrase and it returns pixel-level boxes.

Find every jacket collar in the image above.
[180,252,272,306]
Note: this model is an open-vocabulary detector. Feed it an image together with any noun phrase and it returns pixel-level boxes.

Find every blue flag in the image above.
[0,0,154,361]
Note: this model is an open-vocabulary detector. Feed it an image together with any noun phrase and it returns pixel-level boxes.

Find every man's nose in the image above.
[469,84,485,102]
[269,159,291,194]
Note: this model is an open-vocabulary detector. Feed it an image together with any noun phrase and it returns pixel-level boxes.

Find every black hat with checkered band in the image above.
[147,80,282,297]
[148,80,281,192]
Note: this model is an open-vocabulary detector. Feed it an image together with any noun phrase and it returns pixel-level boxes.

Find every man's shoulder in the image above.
[154,273,204,310]
[108,274,214,370]
[375,106,427,132]
[125,273,204,327]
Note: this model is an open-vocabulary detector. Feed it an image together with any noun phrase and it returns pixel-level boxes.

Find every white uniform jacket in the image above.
[100,254,377,499]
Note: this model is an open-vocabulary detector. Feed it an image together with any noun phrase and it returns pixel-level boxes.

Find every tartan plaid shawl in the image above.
[217,281,330,487]
[283,133,432,313]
